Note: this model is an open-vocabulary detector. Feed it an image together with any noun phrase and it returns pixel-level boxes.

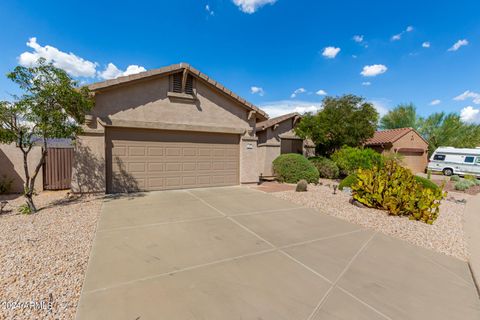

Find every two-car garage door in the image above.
[106,128,240,193]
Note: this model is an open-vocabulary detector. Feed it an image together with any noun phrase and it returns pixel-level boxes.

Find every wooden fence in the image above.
[43,147,74,190]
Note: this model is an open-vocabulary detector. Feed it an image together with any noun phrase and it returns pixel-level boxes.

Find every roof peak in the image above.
[87,63,268,120]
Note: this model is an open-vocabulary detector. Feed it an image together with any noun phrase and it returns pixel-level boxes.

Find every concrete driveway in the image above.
[76,187,480,320]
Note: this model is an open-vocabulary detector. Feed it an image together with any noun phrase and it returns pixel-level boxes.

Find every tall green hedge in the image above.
[273,153,319,183]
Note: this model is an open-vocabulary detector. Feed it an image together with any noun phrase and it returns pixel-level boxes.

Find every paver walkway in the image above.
[76,187,480,320]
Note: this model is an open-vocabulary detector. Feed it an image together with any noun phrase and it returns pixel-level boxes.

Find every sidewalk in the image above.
[465,194,480,294]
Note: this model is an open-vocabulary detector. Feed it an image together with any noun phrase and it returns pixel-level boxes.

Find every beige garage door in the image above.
[399,151,427,174]
[106,128,240,193]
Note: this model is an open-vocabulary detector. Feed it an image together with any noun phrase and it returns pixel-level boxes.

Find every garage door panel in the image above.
[128,162,146,173]
[107,128,239,192]
[198,162,212,170]
[183,163,196,171]
[165,147,182,156]
[147,163,164,172]
[147,147,164,156]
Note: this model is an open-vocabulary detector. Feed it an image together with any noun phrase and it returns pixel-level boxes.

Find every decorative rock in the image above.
[349,198,368,208]
[296,180,308,192]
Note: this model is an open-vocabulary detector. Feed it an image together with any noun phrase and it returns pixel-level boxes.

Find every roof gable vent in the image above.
[170,72,194,95]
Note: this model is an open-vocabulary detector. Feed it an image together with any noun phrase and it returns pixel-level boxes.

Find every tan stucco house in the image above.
[364,127,428,174]
[71,63,313,193]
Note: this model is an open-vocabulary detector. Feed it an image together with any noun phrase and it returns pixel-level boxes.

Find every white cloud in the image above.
[232,0,277,14]
[260,100,322,117]
[391,34,402,41]
[99,63,146,80]
[353,35,364,43]
[422,41,431,48]
[430,99,441,106]
[250,86,264,96]
[448,39,468,52]
[360,64,388,77]
[454,90,480,104]
[460,106,480,123]
[391,25,414,41]
[322,46,341,59]
[205,4,214,15]
[290,87,306,98]
[18,37,146,81]
[362,82,371,86]
[18,37,97,77]
[315,89,327,96]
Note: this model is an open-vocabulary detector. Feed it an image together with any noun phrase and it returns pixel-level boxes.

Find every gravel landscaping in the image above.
[272,182,470,261]
[0,191,103,320]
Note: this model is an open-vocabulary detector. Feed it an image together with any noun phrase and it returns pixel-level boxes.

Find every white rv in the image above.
[428,147,480,177]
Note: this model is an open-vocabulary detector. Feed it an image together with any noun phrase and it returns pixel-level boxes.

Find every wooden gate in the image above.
[43,147,74,190]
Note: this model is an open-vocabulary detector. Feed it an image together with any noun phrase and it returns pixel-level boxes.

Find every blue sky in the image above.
[1,0,480,122]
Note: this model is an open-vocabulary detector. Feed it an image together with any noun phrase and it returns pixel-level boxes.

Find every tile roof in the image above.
[255,112,300,131]
[365,127,417,145]
[88,63,268,120]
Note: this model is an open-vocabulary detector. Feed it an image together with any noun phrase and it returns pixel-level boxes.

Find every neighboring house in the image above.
[256,112,315,177]
[71,63,312,193]
[365,127,428,174]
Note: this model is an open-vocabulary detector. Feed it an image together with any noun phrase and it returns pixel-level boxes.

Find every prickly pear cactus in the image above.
[350,160,446,224]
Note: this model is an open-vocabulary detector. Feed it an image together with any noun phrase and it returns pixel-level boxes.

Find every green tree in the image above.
[418,112,480,156]
[0,58,93,212]
[380,103,418,130]
[295,94,378,155]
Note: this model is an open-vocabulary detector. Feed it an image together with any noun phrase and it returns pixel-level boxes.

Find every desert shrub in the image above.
[450,175,461,182]
[331,146,384,176]
[338,174,358,190]
[464,175,480,185]
[351,160,446,224]
[309,156,339,179]
[465,179,476,187]
[272,153,319,184]
[0,175,13,194]
[414,176,440,191]
[455,180,472,191]
[296,179,308,192]
[18,203,32,215]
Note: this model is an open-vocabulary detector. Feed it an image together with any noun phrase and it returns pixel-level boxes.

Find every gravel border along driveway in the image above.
[0,191,103,320]
[272,184,470,261]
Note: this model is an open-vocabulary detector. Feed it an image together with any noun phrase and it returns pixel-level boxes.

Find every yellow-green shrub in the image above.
[351,160,446,224]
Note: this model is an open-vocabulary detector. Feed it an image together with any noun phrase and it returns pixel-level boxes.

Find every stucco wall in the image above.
[73,74,263,192]
[92,77,251,130]
[256,118,307,177]
[240,136,259,183]
[71,131,106,193]
[393,132,428,173]
[0,143,43,193]
[393,131,428,150]
[257,145,281,177]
